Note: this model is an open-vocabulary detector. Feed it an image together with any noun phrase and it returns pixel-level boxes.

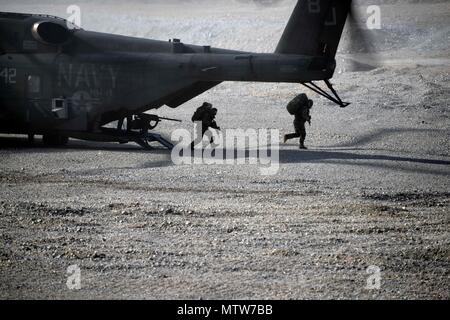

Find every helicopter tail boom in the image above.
[276,0,352,59]
[189,53,334,83]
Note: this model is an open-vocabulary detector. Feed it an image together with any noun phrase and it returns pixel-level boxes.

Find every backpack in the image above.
[286,93,308,115]
[192,104,212,122]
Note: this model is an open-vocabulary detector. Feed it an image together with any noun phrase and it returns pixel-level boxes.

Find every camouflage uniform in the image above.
[284,98,312,149]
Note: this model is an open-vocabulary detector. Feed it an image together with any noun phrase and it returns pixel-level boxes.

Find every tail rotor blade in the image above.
[345,4,380,71]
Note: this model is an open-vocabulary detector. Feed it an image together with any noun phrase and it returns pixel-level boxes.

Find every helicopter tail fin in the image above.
[275,0,352,59]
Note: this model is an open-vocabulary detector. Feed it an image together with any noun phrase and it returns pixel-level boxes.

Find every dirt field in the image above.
[0,0,449,299]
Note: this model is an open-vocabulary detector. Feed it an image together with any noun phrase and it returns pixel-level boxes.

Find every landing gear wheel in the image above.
[27,133,35,144]
[43,134,69,147]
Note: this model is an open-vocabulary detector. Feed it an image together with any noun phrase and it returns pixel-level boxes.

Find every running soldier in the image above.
[284,94,313,149]
[190,102,221,149]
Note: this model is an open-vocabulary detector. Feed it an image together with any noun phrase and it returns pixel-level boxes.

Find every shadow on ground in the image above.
[185,147,450,176]
[2,135,449,176]
[325,128,449,149]
[0,136,171,155]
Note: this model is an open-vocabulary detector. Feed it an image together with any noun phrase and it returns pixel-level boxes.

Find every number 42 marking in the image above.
[0,67,17,84]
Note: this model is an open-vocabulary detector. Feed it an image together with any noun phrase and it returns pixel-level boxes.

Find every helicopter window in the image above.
[27,75,41,94]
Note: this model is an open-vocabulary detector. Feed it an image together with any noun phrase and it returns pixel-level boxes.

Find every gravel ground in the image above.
[0,0,449,299]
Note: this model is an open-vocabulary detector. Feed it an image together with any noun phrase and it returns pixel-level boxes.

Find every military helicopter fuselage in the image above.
[0,0,351,147]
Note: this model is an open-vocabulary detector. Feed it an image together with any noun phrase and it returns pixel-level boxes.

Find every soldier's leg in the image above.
[299,123,307,149]
[284,132,300,143]
[27,133,35,144]
[208,129,215,144]
[284,119,301,143]
[190,125,207,149]
[201,127,215,145]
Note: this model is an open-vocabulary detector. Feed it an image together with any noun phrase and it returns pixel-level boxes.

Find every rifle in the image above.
[138,114,182,123]
[137,114,181,122]
[135,114,182,131]
[156,116,182,123]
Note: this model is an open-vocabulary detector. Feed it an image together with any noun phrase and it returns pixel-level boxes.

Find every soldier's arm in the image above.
[210,121,220,130]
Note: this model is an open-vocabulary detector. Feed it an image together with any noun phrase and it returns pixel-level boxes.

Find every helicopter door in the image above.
[27,74,44,121]
[26,74,53,122]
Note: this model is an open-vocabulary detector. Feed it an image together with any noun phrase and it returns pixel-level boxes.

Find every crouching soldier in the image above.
[284,94,313,149]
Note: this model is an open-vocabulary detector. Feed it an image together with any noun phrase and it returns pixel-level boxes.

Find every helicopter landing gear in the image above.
[113,113,181,150]
[301,80,350,108]
[100,127,175,150]
[27,133,35,144]
[134,132,174,150]
[42,133,69,147]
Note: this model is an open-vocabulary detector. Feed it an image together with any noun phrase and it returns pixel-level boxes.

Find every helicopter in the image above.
[0,0,362,149]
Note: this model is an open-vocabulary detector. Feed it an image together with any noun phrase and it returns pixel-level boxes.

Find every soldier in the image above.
[190,102,221,149]
[283,94,313,149]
